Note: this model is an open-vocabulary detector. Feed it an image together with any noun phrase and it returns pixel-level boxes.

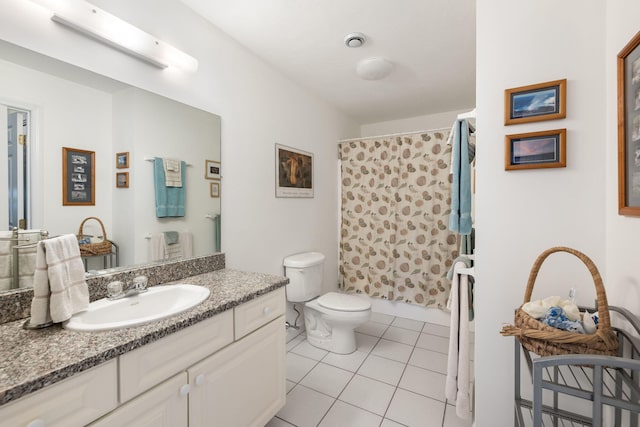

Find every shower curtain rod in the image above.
[338,126,451,144]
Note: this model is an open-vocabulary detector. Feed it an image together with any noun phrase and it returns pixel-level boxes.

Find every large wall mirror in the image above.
[0,40,221,293]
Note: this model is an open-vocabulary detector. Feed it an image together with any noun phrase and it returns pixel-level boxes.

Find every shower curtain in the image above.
[339,130,459,308]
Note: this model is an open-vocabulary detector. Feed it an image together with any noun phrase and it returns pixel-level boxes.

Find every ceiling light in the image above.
[344,32,366,48]
[356,57,393,81]
[29,0,198,72]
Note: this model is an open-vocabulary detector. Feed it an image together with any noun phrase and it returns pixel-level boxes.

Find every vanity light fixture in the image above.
[29,0,198,72]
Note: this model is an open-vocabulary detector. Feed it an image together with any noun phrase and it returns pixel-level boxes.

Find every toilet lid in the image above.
[317,292,371,312]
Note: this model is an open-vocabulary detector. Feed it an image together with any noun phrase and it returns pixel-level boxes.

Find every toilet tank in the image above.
[283,252,325,302]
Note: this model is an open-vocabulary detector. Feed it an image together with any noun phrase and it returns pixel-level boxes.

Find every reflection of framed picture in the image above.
[618,31,640,216]
[504,79,566,125]
[116,151,129,169]
[275,143,313,198]
[62,147,95,205]
[116,172,129,188]
[210,180,220,198]
[505,129,566,171]
[205,160,221,180]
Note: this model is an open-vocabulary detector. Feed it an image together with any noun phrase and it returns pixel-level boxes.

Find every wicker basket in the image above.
[77,217,112,256]
[500,247,618,357]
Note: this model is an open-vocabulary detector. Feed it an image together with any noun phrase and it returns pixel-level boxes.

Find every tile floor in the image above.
[266,312,474,427]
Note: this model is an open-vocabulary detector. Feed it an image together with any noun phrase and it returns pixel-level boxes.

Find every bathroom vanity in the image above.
[0,264,287,427]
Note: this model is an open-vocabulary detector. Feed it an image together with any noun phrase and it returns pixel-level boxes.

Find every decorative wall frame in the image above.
[505,129,566,171]
[116,151,129,169]
[275,143,314,198]
[505,79,567,125]
[205,160,221,180]
[617,30,640,216]
[210,180,220,198]
[62,147,95,205]
[116,172,129,188]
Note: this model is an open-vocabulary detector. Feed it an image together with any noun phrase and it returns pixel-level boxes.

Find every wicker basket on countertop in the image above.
[76,216,112,256]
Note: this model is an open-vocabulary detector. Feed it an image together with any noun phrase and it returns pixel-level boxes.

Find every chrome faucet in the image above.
[107,276,148,300]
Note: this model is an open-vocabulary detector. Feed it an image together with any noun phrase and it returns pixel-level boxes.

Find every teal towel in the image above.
[213,214,221,253]
[448,119,472,235]
[154,158,186,218]
[163,231,179,245]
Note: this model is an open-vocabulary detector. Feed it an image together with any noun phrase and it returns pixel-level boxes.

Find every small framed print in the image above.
[62,147,95,206]
[116,172,129,188]
[116,151,129,169]
[505,129,566,171]
[210,180,220,198]
[504,79,567,125]
[205,160,221,180]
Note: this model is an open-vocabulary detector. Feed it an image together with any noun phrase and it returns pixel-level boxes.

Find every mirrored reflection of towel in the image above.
[0,231,13,291]
[17,230,43,288]
[30,234,89,325]
[163,158,182,187]
[154,158,186,218]
[150,231,193,262]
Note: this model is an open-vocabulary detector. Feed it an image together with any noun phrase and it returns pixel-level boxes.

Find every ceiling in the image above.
[179,0,476,125]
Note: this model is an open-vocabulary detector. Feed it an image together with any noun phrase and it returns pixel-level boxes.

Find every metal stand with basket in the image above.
[77,217,118,270]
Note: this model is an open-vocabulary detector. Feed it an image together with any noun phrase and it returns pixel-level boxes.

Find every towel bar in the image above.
[144,157,193,166]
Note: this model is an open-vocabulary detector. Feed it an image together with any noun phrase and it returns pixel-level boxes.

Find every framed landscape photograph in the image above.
[275,143,313,198]
[504,79,566,125]
[116,172,129,188]
[116,152,129,169]
[505,129,566,171]
[205,160,221,180]
[62,147,95,205]
[617,30,640,216]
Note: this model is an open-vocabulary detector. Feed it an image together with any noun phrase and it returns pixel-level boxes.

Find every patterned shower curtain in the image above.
[339,131,459,308]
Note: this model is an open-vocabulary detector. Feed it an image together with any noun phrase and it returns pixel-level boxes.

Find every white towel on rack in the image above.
[446,261,473,420]
[163,158,182,187]
[149,231,193,261]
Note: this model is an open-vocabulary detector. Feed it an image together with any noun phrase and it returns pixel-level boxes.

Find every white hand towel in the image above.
[163,158,182,187]
[30,235,89,325]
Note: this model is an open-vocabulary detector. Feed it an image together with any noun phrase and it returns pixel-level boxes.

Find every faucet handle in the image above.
[133,275,148,292]
[107,281,124,299]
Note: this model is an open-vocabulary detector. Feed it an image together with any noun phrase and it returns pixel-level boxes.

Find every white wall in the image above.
[0,0,359,290]
[476,2,608,425]
[360,109,470,137]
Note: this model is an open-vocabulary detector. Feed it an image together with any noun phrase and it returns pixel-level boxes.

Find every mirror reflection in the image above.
[0,41,221,293]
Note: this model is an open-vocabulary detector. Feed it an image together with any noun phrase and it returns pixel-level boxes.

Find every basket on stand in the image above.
[77,217,112,256]
[501,247,618,357]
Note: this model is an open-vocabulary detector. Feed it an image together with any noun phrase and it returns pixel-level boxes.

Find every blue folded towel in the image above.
[542,306,585,334]
[154,158,185,218]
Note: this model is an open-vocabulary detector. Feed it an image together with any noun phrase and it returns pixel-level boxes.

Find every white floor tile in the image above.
[323,350,368,372]
[290,339,329,361]
[386,388,446,427]
[356,332,380,354]
[422,323,451,338]
[382,326,420,346]
[371,339,414,363]
[286,334,306,351]
[319,400,383,427]
[356,321,390,337]
[286,327,304,342]
[358,354,406,386]
[370,312,396,325]
[399,365,447,402]
[408,347,448,374]
[339,374,396,416]
[381,418,407,427]
[416,333,450,354]
[286,380,296,393]
[391,317,425,332]
[276,385,335,427]
[300,362,354,398]
[286,352,318,382]
[265,416,296,427]
[443,404,473,427]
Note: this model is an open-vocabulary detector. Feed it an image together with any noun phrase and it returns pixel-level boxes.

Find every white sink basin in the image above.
[63,284,210,332]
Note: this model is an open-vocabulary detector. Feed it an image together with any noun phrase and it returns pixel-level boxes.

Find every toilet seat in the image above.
[317,292,371,312]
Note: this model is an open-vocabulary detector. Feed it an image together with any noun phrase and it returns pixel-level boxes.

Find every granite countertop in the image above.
[0,269,288,407]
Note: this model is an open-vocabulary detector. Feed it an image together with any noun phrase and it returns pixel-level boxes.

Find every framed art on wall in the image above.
[116,172,129,188]
[505,129,566,171]
[210,180,220,198]
[505,79,566,125]
[116,151,129,169]
[205,160,221,180]
[275,143,313,198]
[62,147,95,205]
[617,30,640,216]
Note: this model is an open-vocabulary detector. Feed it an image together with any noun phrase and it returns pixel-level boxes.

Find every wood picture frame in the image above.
[617,31,640,216]
[205,160,221,180]
[275,143,314,198]
[116,172,129,188]
[116,151,129,169]
[210,180,220,198]
[505,129,566,171]
[504,79,567,125]
[62,147,95,206]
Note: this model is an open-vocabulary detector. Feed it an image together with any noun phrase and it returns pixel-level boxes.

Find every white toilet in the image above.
[283,252,371,354]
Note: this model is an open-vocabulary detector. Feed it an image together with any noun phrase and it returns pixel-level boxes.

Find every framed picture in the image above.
[504,79,567,125]
[505,129,566,171]
[617,31,640,216]
[116,172,129,188]
[205,160,221,180]
[62,147,95,205]
[116,152,129,169]
[210,180,220,198]
[275,143,313,198]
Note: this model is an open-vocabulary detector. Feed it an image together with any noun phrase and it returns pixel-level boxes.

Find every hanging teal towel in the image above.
[448,119,472,235]
[213,214,221,252]
[154,158,186,218]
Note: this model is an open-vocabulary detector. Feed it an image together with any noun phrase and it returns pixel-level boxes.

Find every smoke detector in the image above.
[344,32,366,48]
